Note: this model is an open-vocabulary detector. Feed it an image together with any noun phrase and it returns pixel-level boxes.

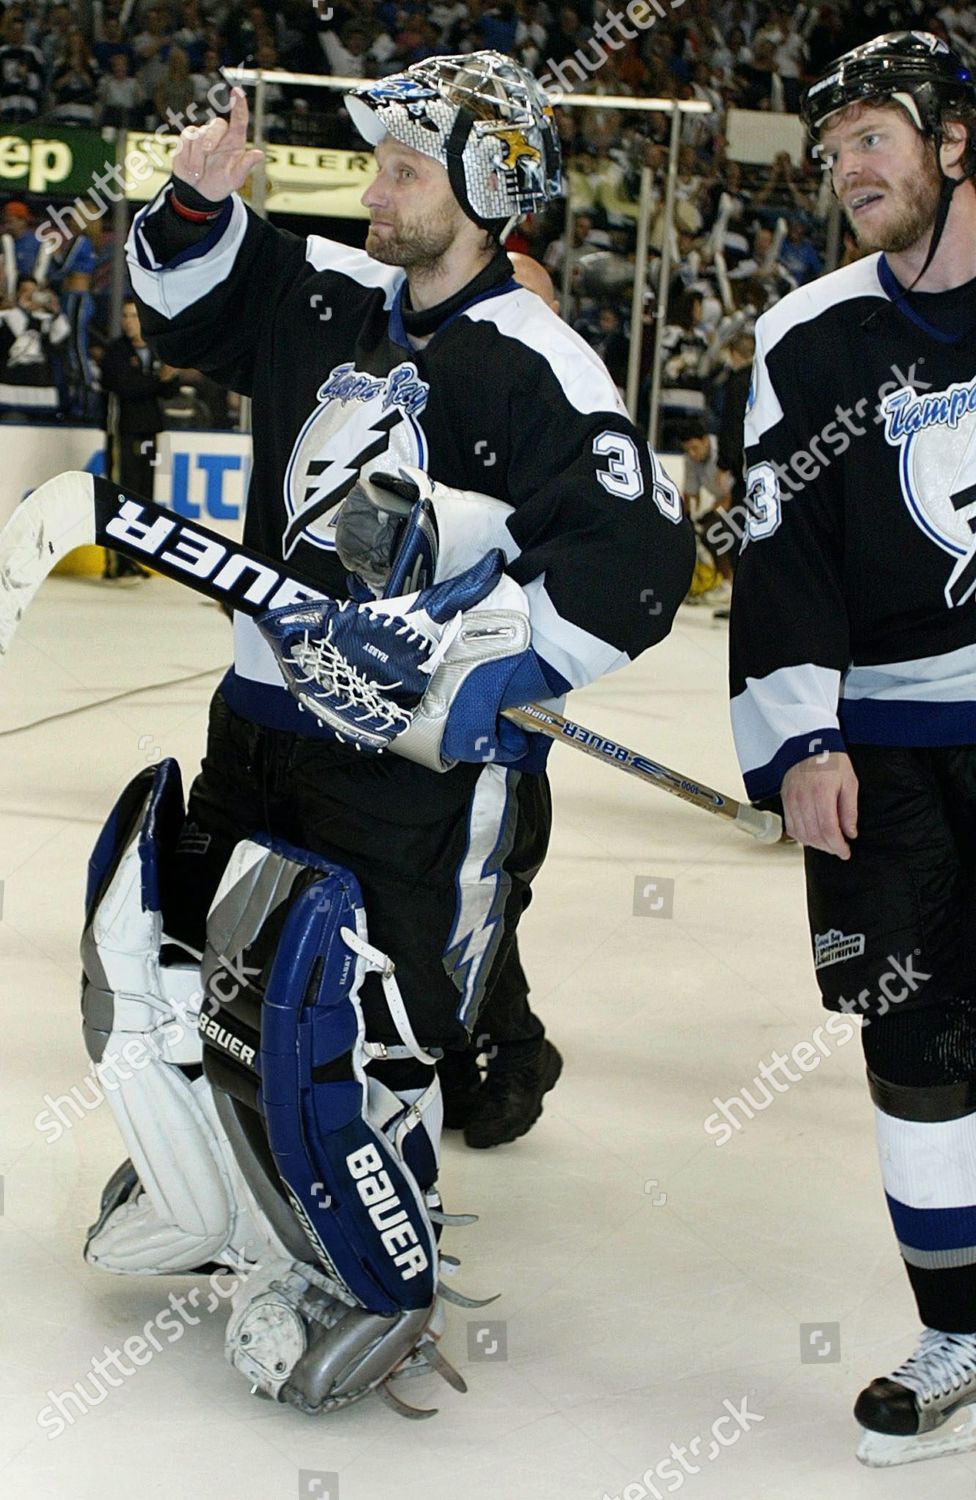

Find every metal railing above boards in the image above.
[225,68,711,445]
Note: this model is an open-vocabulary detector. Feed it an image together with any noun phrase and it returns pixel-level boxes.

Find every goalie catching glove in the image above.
[258,468,564,770]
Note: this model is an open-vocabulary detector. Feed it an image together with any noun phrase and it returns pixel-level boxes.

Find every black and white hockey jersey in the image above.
[0,302,69,411]
[128,187,694,736]
[730,253,976,801]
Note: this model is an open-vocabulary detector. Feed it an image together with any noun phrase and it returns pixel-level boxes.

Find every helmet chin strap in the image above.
[904,133,966,293]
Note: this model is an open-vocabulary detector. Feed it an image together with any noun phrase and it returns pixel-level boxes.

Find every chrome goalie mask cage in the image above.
[346,51,563,230]
[801,31,976,177]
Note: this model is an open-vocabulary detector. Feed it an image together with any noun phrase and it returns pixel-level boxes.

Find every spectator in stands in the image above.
[1,202,40,300]
[319,19,372,76]
[938,4,976,60]
[252,40,288,136]
[806,5,850,76]
[133,5,173,102]
[0,276,69,422]
[480,2,518,53]
[432,1,471,41]
[765,3,809,112]
[547,6,589,68]
[155,45,196,128]
[49,29,98,127]
[43,220,99,421]
[514,0,549,69]
[734,36,783,110]
[588,302,629,392]
[659,288,710,449]
[712,23,752,80]
[753,150,813,224]
[101,298,180,582]
[716,329,755,518]
[0,10,45,123]
[41,2,74,78]
[679,416,734,611]
[173,0,207,70]
[779,213,824,285]
[544,209,599,276]
[191,47,232,115]
[96,52,145,128]
[93,9,133,74]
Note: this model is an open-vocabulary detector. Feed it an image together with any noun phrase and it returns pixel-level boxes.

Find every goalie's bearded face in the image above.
[362,138,471,271]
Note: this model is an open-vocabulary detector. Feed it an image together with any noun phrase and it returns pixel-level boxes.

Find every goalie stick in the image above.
[0,471,783,843]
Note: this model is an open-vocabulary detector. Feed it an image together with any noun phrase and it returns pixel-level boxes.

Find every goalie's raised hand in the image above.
[172,86,264,202]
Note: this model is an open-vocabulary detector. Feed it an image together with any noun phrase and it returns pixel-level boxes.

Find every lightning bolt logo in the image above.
[283,406,399,558]
[282,360,429,558]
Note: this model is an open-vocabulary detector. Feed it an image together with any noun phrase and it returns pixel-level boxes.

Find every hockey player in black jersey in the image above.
[730,31,976,1467]
[79,54,694,1416]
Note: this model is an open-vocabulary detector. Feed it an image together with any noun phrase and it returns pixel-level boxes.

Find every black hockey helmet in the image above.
[801,31,976,171]
[801,32,976,293]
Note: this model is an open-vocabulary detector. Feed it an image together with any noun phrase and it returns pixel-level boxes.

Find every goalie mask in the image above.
[346,51,562,230]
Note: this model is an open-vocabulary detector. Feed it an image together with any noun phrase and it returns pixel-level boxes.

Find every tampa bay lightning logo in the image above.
[882,379,976,607]
[369,78,438,104]
[282,362,429,559]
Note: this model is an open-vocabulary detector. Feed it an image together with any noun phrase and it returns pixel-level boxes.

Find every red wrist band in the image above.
[170,191,222,223]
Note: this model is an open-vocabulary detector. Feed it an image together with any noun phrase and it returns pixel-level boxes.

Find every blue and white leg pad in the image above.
[205,836,474,1413]
[245,836,440,1312]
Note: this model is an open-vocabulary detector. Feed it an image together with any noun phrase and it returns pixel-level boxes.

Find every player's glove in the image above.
[256,552,505,752]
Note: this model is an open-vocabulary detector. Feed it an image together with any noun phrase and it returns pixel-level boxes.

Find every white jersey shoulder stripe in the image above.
[755,253,885,360]
[461,287,629,419]
[305,237,403,306]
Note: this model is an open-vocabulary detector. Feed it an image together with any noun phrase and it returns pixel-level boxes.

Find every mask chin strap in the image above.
[445,108,489,232]
[444,108,518,241]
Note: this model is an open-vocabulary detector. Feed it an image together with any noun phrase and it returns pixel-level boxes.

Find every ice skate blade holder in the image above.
[857,1402,976,1467]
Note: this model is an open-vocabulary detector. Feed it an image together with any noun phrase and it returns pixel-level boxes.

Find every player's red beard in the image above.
[846,146,943,254]
[365,197,464,271]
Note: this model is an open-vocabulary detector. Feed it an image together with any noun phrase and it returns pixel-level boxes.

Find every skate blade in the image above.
[857,1404,976,1467]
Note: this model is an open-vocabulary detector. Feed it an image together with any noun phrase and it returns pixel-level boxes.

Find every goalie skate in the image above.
[226,1258,466,1419]
[856,1328,976,1467]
